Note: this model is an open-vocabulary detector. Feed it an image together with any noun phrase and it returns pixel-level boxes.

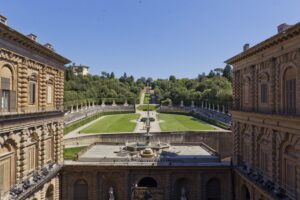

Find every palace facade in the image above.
[226,23,300,199]
[0,15,70,199]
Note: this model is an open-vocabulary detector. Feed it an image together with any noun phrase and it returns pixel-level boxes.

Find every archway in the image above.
[138,177,157,187]
[74,179,88,200]
[206,178,221,200]
[241,185,250,200]
[173,178,190,200]
[45,184,54,200]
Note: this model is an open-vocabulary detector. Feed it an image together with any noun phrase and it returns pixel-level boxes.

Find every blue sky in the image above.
[1,0,300,79]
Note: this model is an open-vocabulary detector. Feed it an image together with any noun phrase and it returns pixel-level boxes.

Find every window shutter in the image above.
[9,90,16,112]
[1,78,10,90]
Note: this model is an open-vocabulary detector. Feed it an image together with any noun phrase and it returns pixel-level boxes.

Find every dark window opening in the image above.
[260,83,268,104]
[29,82,36,104]
[286,79,296,114]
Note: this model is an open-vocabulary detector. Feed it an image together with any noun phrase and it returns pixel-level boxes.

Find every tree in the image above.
[214,68,224,76]
[207,70,215,78]
[223,64,232,81]
[169,75,176,82]
[110,72,115,79]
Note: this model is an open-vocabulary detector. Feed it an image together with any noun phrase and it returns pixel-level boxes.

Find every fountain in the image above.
[119,91,170,159]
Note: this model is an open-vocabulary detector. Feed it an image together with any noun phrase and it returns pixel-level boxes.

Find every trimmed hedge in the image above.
[64,110,135,135]
[191,111,230,130]
[137,104,159,111]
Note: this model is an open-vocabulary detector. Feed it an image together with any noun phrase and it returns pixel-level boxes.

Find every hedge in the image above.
[64,110,135,135]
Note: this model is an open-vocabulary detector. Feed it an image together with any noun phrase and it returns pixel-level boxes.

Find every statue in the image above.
[180,187,187,200]
[144,191,152,200]
[109,187,114,200]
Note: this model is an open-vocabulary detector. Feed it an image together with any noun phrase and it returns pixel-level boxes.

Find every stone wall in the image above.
[61,165,232,200]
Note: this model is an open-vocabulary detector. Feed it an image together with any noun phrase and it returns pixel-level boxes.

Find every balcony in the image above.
[7,162,62,200]
[236,165,294,200]
[0,110,64,124]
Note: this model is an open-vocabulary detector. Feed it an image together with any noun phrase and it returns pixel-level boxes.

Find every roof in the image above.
[0,22,71,65]
[225,22,300,65]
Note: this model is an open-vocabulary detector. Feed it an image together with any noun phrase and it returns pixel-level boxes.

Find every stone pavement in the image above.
[134,109,161,133]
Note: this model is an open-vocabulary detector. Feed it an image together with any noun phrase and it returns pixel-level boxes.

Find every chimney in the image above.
[243,43,250,52]
[277,23,291,33]
[27,34,37,41]
[0,15,7,25]
[44,43,54,51]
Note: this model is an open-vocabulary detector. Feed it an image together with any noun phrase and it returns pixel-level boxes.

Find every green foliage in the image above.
[136,105,159,111]
[64,111,135,135]
[153,66,232,107]
[223,64,233,81]
[64,66,144,106]
[64,146,86,160]
[191,111,230,130]
[80,113,140,133]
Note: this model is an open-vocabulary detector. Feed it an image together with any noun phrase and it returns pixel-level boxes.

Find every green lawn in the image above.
[64,146,86,160]
[158,114,215,132]
[80,113,140,133]
[137,104,158,111]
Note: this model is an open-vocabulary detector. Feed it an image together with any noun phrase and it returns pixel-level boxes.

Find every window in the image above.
[243,77,251,105]
[284,146,297,195]
[1,90,9,112]
[29,81,36,105]
[47,84,53,104]
[284,67,297,114]
[286,79,296,114]
[27,145,36,172]
[260,83,268,104]
[285,161,295,193]
[0,158,12,194]
[0,66,16,113]
[45,139,52,161]
[260,150,269,174]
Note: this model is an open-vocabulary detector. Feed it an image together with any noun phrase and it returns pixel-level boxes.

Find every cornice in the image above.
[0,23,70,66]
[225,22,300,65]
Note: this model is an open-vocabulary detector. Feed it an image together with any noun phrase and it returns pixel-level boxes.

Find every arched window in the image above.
[0,65,16,112]
[138,177,157,187]
[283,67,296,114]
[74,179,88,200]
[206,178,221,200]
[241,185,250,200]
[46,184,54,200]
[258,73,269,106]
[283,145,297,195]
